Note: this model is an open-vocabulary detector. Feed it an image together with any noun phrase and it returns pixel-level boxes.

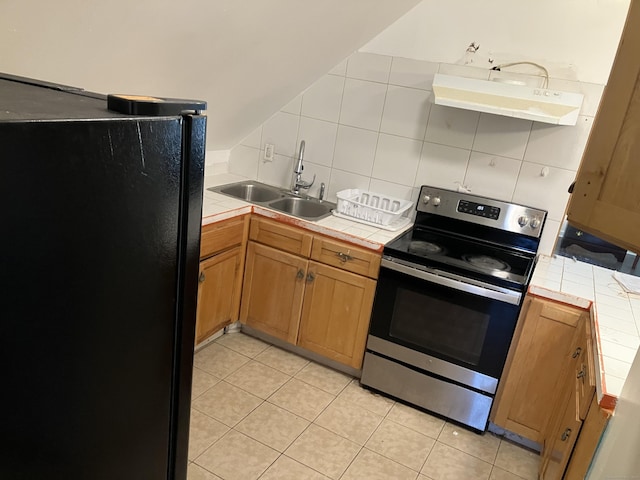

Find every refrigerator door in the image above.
[0,80,204,480]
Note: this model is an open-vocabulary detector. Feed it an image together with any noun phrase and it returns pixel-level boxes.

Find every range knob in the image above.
[432,196,441,206]
[517,215,529,227]
[530,217,541,228]
[422,195,431,204]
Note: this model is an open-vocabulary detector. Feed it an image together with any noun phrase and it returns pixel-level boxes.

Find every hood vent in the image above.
[432,74,584,126]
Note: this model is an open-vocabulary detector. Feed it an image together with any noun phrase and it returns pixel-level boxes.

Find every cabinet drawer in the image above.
[200,215,248,259]
[249,216,313,257]
[310,236,381,279]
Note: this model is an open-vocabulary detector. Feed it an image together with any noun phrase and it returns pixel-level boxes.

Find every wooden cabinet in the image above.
[196,215,249,344]
[239,216,379,369]
[240,242,307,343]
[567,0,640,253]
[298,261,376,368]
[492,296,588,443]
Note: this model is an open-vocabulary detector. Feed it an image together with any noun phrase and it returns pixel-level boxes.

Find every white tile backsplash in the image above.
[346,52,392,83]
[472,114,532,160]
[424,104,479,150]
[464,152,522,201]
[297,117,338,167]
[332,125,378,176]
[380,85,431,140]
[339,78,387,131]
[229,52,603,256]
[372,134,422,186]
[301,74,345,123]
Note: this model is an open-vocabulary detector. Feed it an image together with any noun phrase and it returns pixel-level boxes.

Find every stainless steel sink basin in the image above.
[217,182,283,203]
[208,180,335,221]
[267,197,333,220]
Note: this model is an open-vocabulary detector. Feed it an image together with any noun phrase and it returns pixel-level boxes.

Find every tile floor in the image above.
[188,332,539,480]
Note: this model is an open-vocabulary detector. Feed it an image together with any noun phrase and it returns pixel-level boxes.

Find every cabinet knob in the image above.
[336,251,353,263]
[198,272,205,283]
[296,269,305,280]
[572,347,582,359]
[306,272,315,283]
[561,428,572,441]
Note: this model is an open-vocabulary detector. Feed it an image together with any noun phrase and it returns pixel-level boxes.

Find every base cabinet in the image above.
[239,216,380,369]
[195,215,249,345]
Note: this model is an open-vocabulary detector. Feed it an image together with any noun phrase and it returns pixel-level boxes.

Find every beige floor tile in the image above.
[255,345,310,376]
[191,367,220,400]
[225,360,290,399]
[187,463,222,480]
[418,476,436,480]
[259,455,329,480]
[386,403,446,439]
[437,422,500,463]
[490,466,529,480]
[493,441,539,480]
[188,409,229,460]
[294,362,352,395]
[268,378,335,421]
[192,381,262,427]
[337,379,395,416]
[314,397,383,445]
[366,419,435,471]
[235,402,309,452]
[340,448,419,480]
[194,343,250,379]
[196,430,279,480]
[214,332,270,358]
[421,442,492,480]
[284,424,361,479]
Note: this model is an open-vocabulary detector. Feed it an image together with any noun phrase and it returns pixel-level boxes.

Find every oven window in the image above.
[389,287,490,366]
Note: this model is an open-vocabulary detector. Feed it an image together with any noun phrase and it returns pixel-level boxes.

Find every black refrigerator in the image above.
[0,74,206,480]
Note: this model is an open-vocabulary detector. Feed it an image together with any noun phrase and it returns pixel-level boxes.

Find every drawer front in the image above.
[249,216,313,257]
[310,236,381,279]
[200,215,247,259]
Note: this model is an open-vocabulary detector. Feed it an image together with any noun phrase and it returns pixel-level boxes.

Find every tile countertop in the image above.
[529,254,640,410]
[200,172,413,254]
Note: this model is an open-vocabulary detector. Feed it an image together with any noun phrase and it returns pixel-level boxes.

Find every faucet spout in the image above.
[292,140,315,194]
[294,140,305,174]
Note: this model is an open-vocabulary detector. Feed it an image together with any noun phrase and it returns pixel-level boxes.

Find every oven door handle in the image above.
[381,258,522,306]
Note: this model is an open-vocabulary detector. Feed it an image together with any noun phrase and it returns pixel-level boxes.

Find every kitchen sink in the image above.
[218,182,283,203]
[267,197,333,220]
[208,180,335,221]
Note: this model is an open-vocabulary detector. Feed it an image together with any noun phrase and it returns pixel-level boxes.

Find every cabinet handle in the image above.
[306,272,315,283]
[198,272,205,283]
[561,428,572,441]
[572,347,582,359]
[336,251,353,263]
[296,269,305,280]
[577,368,586,380]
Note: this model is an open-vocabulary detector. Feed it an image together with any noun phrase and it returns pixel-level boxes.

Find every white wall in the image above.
[0,0,421,150]
[361,0,630,85]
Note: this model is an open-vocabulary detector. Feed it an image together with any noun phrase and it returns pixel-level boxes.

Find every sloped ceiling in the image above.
[0,0,421,149]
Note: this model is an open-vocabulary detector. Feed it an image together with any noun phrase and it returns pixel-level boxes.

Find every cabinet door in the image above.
[567,0,640,252]
[240,241,307,343]
[196,246,243,344]
[492,297,584,442]
[298,261,376,369]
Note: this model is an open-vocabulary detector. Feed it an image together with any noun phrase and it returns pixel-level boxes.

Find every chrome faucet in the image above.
[292,140,315,195]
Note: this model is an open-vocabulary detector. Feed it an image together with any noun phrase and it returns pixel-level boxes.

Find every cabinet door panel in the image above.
[567,0,640,252]
[240,242,307,343]
[200,215,247,259]
[196,247,242,344]
[298,261,376,368]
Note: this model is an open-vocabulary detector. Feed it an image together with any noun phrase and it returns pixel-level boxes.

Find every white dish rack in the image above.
[333,189,414,231]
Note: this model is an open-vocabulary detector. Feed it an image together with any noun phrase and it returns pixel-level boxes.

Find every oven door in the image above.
[368,257,523,392]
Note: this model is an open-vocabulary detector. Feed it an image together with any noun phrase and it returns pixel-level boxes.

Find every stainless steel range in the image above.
[360,185,547,431]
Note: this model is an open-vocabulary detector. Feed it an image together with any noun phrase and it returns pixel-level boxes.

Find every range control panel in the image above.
[417,185,547,238]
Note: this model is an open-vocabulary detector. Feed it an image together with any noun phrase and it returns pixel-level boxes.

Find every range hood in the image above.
[432,73,584,126]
